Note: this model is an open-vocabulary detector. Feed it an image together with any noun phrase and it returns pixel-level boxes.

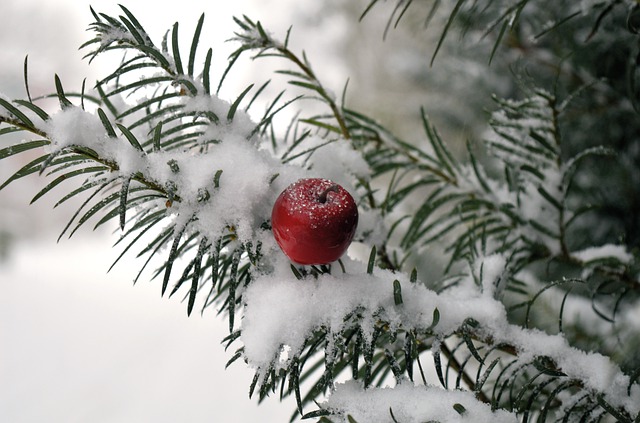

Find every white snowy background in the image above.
[0,0,341,421]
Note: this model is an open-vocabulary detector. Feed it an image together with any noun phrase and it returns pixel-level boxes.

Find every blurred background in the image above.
[0,0,493,421]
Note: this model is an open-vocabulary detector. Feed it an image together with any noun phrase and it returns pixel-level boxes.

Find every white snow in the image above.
[0,92,14,118]
[323,380,518,423]
[572,244,633,264]
[475,253,507,297]
[45,107,107,148]
[41,103,306,244]
[181,93,256,141]
[98,27,139,49]
[241,260,509,369]
[502,325,640,414]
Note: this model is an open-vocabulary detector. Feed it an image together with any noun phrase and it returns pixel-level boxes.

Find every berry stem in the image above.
[318,184,339,203]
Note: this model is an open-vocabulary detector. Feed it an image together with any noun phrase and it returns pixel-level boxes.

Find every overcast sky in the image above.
[0,1,343,422]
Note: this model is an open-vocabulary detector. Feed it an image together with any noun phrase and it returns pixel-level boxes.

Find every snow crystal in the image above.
[99,27,139,49]
[323,380,518,423]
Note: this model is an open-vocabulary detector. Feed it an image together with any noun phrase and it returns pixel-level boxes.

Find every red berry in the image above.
[271,178,358,265]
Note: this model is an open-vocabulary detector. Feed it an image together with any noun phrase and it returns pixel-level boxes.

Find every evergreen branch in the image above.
[440,341,491,404]
[230,16,351,141]
[431,0,466,66]
[3,4,640,422]
[0,115,47,138]
[1,103,165,203]
[242,266,640,420]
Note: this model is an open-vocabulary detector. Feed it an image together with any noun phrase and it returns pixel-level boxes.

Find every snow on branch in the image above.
[572,244,634,265]
[323,380,518,423]
[242,259,505,368]
[39,101,309,247]
[241,254,640,417]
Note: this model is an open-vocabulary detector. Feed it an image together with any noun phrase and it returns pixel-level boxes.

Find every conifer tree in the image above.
[1,1,640,422]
